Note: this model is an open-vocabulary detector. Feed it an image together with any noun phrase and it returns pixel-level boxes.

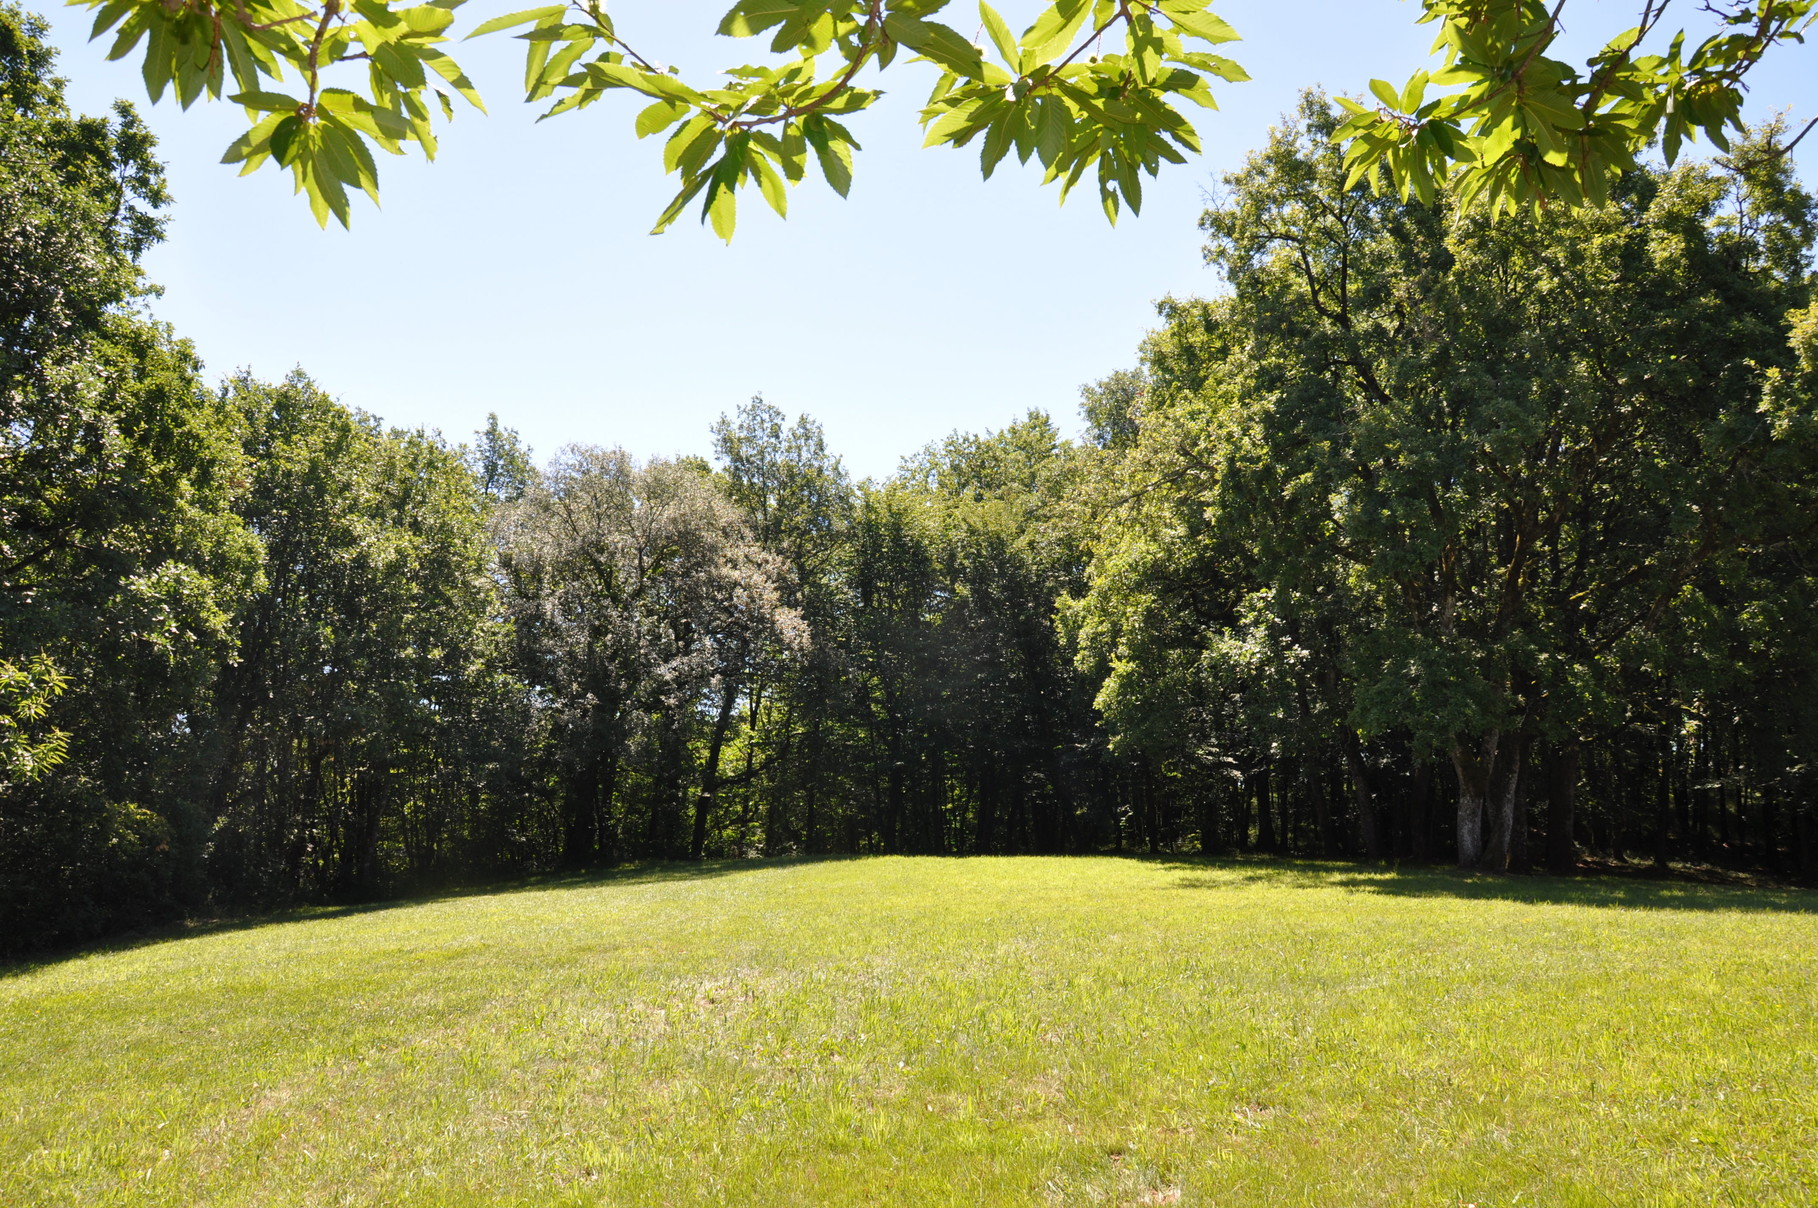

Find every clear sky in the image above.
[39,1,1818,480]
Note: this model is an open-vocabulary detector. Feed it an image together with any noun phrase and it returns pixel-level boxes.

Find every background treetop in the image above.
[75,0,1813,231]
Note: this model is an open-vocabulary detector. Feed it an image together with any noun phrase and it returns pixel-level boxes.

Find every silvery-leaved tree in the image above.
[77,0,1814,232]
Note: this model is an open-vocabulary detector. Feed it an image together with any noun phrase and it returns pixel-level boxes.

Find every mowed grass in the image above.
[4,858,1817,1207]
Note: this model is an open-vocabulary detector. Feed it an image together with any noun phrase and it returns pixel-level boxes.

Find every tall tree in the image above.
[206,373,518,904]
[1073,95,1818,870]
[498,447,801,863]
[0,4,260,948]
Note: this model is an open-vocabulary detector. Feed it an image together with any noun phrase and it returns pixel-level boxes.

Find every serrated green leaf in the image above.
[1166,7,1239,46]
[1034,95,1068,166]
[885,13,984,78]
[750,151,788,216]
[230,90,303,113]
[269,113,303,166]
[980,110,1014,177]
[708,180,737,241]
[718,0,808,38]
[420,47,486,111]
[779,123,807,182]
[1020,0,1091,66]
[979,1,1019,70]
[466,5,566,37]
[587,61,707,103]
[803,116,853,196]
[651,172,712,233]
[635,99,691,138]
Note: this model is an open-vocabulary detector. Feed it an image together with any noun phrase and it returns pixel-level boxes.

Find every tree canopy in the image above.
[73,0,1816,231]
[1069,94,1818,870]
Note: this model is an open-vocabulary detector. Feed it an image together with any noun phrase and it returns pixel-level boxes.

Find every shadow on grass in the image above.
[14,852,1814,977]
[1158,854,1818,914]
[0,856,840,980]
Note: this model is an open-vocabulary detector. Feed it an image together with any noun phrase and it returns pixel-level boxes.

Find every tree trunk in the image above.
[762,705,795,856]
[1762,786,1779,875]
[1509,760,1531,874]
[1235,769,1254,852]
[563,757,599,869]
[597,753,620,860]
[1477,732,1525,872]
[1692,732,1710,858]
[690,682,740,861]
[1343,731,1381,861]
[1143,761,1160,854]
[1410,760,1432,862]
[1042,747,1078,854]
[1198,780,1219,856]
[974,763,996,853]
[650,725,687,858]
[1717,725,1733,854]
[1545,739,1580,875]
[1797,800,1816,883]
[1451,735,1493,869]
[1257,762,1277,853]
[1306,749,1335,857]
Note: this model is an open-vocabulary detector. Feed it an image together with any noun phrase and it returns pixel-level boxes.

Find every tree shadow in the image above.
[14,851,1811,979]
[0,856,838,980]
[1159,854,1818,914]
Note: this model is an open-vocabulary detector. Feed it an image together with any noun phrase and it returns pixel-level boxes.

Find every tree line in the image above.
[4,5,1816,954]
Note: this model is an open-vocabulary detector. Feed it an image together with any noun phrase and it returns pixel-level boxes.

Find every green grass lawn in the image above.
[4,857,1816,1206]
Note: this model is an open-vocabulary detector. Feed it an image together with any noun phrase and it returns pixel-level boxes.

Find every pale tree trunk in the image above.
[1478,733,1525,871]
[1453,731,1525,871]
[1452,736,1492,869]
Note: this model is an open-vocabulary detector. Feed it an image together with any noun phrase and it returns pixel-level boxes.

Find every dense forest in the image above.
[4,6,1817,955]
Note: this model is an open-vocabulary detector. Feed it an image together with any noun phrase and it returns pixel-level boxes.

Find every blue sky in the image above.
[40,1,1818,480]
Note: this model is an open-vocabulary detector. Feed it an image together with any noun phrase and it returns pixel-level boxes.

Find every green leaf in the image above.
[1479,119,1517,164]
[465,4,566,38]
[979,1,1019,70]
[586,61,706,104]
[651,172,712,233]
[320,119,382,205]
[1165,7,1240,46]
[980,109,1014,177]
[635,99,691,138]
[718,0,810,38]
[885,13,984,78]
[664,115,716,172]
[398,4,457,37]
[220,111,285,169]
[1020,0,1091,65]
[803,116,853,196]
[672,123,724,179]
[1034,96,1068,166]
[269,113,303,166]
[750,151,788,217]
[418,48,487,112]
[230,90,303,114]
[1399,70,1428,113]
[779,123,808,182]
[708,180,737,241]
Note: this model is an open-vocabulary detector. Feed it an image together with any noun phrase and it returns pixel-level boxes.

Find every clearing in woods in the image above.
[3,856,1816,1206]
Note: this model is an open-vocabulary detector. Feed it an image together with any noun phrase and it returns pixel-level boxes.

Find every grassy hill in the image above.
[4,857,1816,1206]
